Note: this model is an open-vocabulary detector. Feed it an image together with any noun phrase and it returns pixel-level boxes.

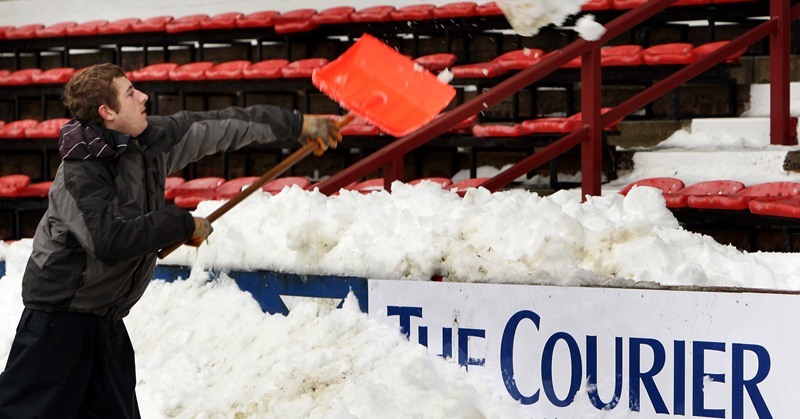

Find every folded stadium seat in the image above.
[663,180,745,208]
[581,0,614,11]
[129,62,179,82]
[212,176,261,199]
[521,117,580,134]
[0,174,31,197]
[409,177,453,188]
[12,181,53,198]
[618,177,685,196]
[601,45,644,66]
[391,4,436,21]
[0,70,8,79]
[433,2,478,18]
[31,67,76,84]
[446,114,478,134]
[749,196,800,219]
[692,41,747,64]
[281,58,328,78]
[0,68,42,86]
[273,9,318,34]
[169,62,215,81]
[347,178,386,194]
[414,53,457,72]
[0,120,39,138]
[166,14,208,34]
[311,6,356,24]
[451,61,507,78]
[493,48,545,70]
[236,10,279,28]
[350,6,396,23]
[200,12,243,30]
[242,59,289,79]
[475,2,503,15]
[568,107,622,131]
[66,20,108,36]
[687,182,800,210]
[131,16,173,33]
[275,20,319,35]
[35,21,77,38]
[98,18,141,35]
[263,176,312,194]
[25,118,71,138]
[169,177,226,199]
[164,177,186,200]
[5,24,45,40]
[205,60,251,80]
[472,123,529,137]
[643,43,696,65]
[0,26,12,39]
[448,177,489,196]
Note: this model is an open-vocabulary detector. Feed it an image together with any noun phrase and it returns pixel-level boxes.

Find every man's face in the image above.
[104,76,149,137]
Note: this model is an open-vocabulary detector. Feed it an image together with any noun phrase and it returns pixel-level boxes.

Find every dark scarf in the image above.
[58,119,131,161]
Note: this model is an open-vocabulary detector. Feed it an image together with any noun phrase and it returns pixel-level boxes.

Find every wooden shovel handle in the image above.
[157,114,354,259]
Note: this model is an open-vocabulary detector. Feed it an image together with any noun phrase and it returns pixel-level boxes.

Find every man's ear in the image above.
[98,104,115,122]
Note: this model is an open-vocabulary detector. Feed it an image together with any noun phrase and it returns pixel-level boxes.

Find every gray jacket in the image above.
[22,105,303,319]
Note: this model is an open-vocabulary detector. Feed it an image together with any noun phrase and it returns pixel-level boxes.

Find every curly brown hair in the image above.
[62,63,126,125]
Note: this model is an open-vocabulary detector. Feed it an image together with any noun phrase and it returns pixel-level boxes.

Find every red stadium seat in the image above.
[568,108,622,131]
[214,176,260,199]
[205,60,251,80]
[582,0,614,11]
[340,116,382,136]
[0,70,8,79]
[493,48,545,70]
[618,177,685,196]
[521,117,579,134]
[25,118,71,138]
[448,178,489,196]
[391,4,436,21]
[451,62,507,78]
[663,180,745,208]
[347,178,386,194]
[169,62,214,81]
[0,174,31,197]
[169,177,226,198]
[35,21,77,38]
[692,41,747,64]
[273,9,316,24]
[166,14,208,33]
[5,24,45,40]
[98,18,141,35]
[472,123,529,137]
[414,53,457,72]
[164,177,186,200]
[475,2,503,15]
[281,58,328,78]
[263,176,312,194]
[236,10,279,28]
[12,181,53,198]
[601,45,644,66]
[200,12,243,30]
[433,2,478,18]
[132,16,173,33]
[0,26,13,39]
[311,7,355,24]
[242,59,289,79]
[0,120,39,138]
[66,20,108,36]
[275,20,319,35]
[130,63,179,82]
[31,67,76,84]
[688,182,800,210]
[0,69,42,86]
[643,43,695,65]
[445,114,478,134]
[409,177,453,188]
[351,6,396,22]
[749,197,800,218]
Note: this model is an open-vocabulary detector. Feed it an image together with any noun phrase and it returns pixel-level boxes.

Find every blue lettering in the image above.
[386,306,422,338]
[693,341,725,418]
[440,327,453,359]
[586,336,622,410]
[629,337,668,414]
[500,310,541,405]
[458,328,486,370]
[418,326,428,347]
[732,343,772,419]
[542,332,582,407]
[674,340,686,415]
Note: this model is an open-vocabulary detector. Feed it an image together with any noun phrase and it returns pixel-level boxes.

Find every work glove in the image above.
[299,115,342,157]
[188,217,213,247]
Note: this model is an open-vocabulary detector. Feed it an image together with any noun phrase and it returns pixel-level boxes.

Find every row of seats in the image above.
[451,41,745,79]
[619,177,800,218]
[0,119,70,139]
[0,0,757,42]
[0,40,743,87]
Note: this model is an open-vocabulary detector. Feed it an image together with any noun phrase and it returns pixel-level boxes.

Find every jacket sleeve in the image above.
[148,105,304,175]
[62,160,196,264]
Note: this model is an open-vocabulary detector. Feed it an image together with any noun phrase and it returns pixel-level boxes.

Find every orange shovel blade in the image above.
[312,33,456,137]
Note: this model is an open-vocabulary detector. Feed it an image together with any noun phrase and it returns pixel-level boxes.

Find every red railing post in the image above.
[580,46,603,198]
[771,0,793,145]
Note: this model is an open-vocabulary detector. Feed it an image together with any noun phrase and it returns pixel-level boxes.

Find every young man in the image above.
[0,63,341,418]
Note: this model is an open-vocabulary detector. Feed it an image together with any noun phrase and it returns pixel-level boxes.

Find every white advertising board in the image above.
[368,280,797,418]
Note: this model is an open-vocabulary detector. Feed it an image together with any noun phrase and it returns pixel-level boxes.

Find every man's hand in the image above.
[299,115,342,156]
[188,217,213,247]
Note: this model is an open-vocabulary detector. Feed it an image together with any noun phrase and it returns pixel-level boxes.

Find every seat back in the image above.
[0,174,31,196]
[263,176,312,194]
[619,177,685,195]
[738,182,800,198]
